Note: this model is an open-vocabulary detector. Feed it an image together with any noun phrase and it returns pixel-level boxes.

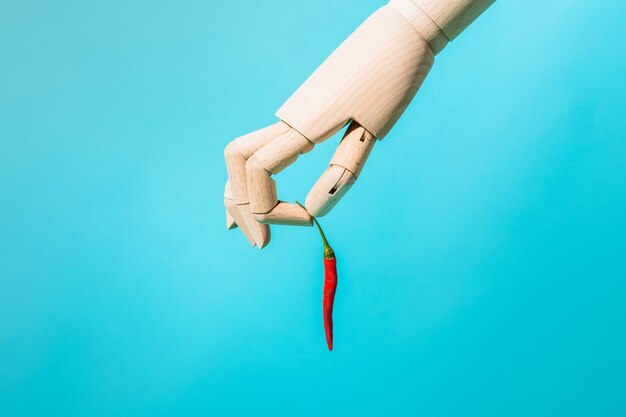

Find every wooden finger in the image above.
[253,128,315,174]
[256,202,313,226]
[305,165,356,217]
[224,142,249,204]
[233,122,290,159]
[226,208,237,230]
[238,203,271,249]
[224,196,255,246]
[224,122,289,206]
[225,180,268,247]
[330,123,376,178]
[246,156,278,214]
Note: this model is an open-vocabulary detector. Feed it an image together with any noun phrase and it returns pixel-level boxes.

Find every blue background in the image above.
[1,0,625,415]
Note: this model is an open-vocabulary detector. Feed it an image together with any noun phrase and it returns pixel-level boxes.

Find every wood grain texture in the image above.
[305,165,356,217]
[256,202,313,226]
[233,122,289,159]
[276,5,434,141]
[225,208,237,230]
[389,0,448,54]
[330,123,376,178]
[225,0,497,246]
[224,142,249,204]
[411,0,495,40]
[224,181,270,248]
[225,123,290,206]
[239,205,271,248]
[224,182,255,245]
[253,128,314,174]
[224,199,255,245]
[246,156,278,214]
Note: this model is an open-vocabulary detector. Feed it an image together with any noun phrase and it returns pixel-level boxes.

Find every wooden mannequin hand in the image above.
[224,0,494,248]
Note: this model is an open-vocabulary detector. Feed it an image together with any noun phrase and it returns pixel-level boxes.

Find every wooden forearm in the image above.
[275,0,496,142]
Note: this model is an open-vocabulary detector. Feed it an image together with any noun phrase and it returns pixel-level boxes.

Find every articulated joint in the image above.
[389,0,449,55]
[389,0,496,55]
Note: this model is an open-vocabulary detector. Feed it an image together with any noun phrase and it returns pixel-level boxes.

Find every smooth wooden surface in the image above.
[225,208,237,230]
[225,0,497,246]
[224,142,249,204]
[389,0,448,54]
[233,122,289,159]
[224,124,280,248]
[225,124,317,239]
[240,205,271,248]
[412,0,495,40]
[225,123,290,206]
[253,129,314,174]
[276,5,434,141]
[330,124,376,178]
[256,202,313,226]
[246,156,278,214]
[224,182,255,245]
[389,0,450,55]
[306,165,356,217]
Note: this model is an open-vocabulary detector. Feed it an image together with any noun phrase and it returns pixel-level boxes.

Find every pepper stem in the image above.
[296,201,335,259]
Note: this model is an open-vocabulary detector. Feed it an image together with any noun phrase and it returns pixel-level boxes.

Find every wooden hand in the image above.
[224,0,495,248]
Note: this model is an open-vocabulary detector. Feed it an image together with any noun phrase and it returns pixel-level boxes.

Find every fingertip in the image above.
[225,208,238,230]
[256,202,313,226]
[304,194,327,218]
[255,232,271,249]
[225,199,256,246]
[239,206,271,249]
[306,165,356,217]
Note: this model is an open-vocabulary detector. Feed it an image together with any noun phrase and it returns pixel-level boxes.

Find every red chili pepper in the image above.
[298,203,338,351]
[321,250,337,351]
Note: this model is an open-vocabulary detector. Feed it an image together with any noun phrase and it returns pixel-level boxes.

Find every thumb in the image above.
[305,122,376,217]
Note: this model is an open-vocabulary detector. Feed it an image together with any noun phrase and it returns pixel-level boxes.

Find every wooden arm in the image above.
[224,0,497,247]
[412,0,495,41]
[390,0,495,55]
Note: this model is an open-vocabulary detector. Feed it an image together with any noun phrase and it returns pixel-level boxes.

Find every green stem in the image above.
[296,201,335,259]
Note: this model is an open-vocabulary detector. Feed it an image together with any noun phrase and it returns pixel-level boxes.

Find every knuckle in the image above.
[223,142,240,159]
[253,213,269,224]
[245,155,265,175]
